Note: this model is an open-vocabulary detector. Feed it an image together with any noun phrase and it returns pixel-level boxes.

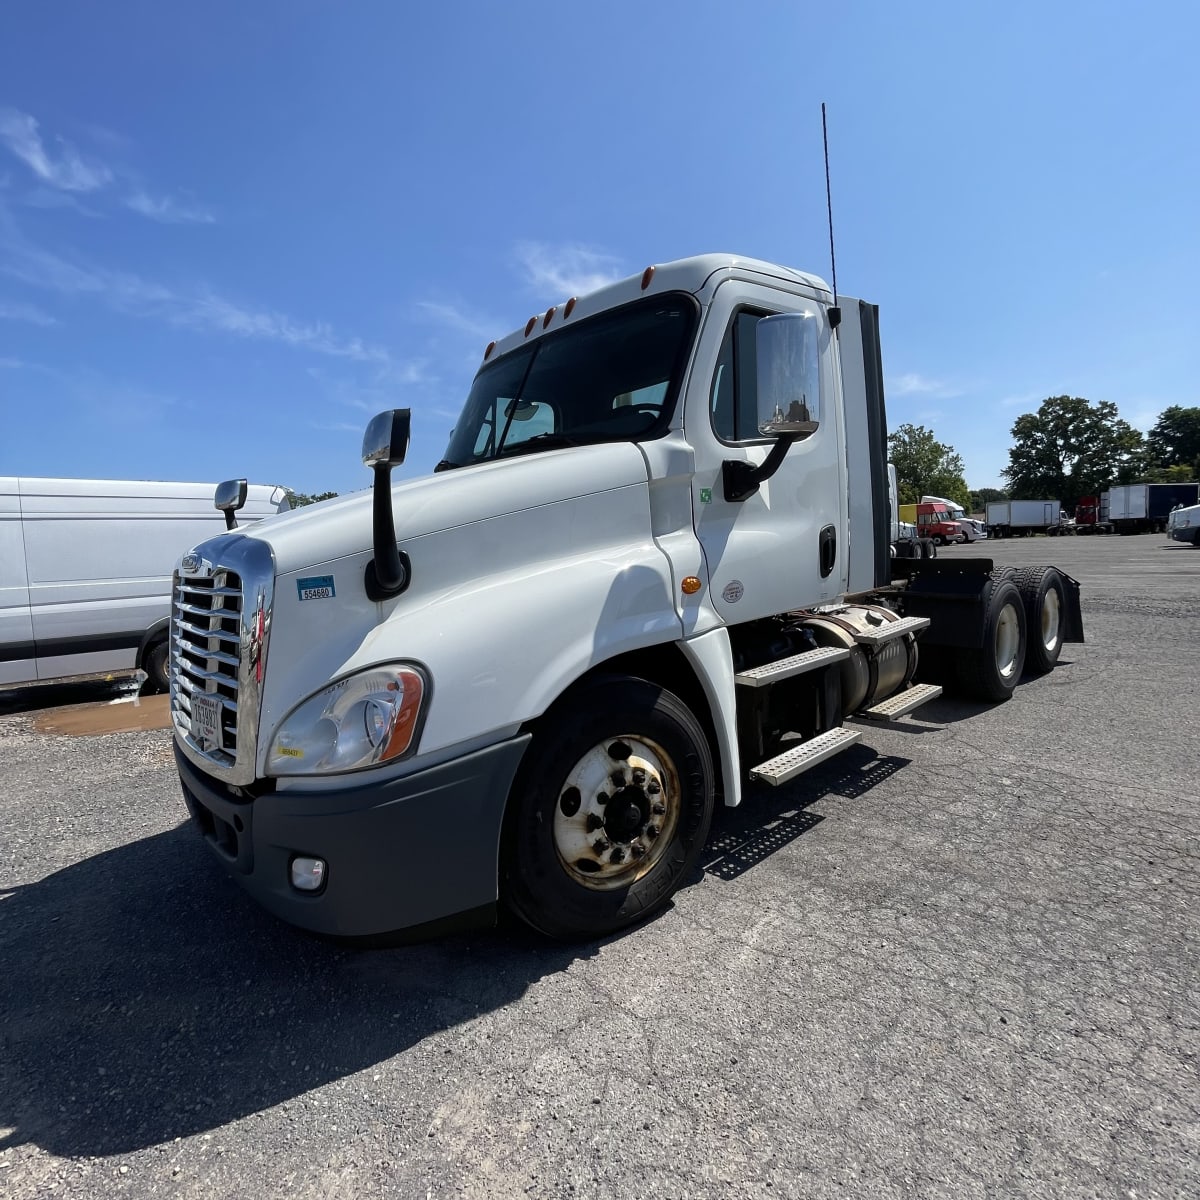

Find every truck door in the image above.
[687,283,848,624]
[0,478,35,686]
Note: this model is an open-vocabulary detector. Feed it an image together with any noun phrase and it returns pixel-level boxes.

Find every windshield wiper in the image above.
[494,432,579,459]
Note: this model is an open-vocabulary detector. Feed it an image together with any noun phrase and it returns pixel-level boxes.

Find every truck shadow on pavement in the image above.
[0,824,586,1158]
[702,745,910,880]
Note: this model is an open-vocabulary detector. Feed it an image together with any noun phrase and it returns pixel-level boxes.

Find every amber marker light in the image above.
[563,297,577,318]
[543,306,556,328]
[524,316,537,337]
[681,576,702,595]
[641,265,656,290]
[484,341,496,360]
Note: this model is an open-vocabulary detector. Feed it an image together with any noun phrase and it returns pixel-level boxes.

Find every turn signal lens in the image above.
[681,576,702,595]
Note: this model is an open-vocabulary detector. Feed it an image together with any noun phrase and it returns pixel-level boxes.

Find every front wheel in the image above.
[502,676,715,940]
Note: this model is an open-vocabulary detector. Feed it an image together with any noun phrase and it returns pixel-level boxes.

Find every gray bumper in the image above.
[175,734,531,938]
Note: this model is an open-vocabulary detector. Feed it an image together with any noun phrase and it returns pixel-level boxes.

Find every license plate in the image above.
[191,693,223,751]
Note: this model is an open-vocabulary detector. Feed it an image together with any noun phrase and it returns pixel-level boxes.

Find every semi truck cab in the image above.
[170,254,1082,942]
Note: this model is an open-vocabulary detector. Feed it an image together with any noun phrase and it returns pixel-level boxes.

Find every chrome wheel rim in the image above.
[995,603,1021,679]
[1041,589,1061,653]
[552,735,680,890]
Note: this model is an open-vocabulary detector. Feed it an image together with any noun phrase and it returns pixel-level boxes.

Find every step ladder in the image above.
[850,615,930,646]
[749,727,862,787]
[855,681,943,721]
[734,645,850,688]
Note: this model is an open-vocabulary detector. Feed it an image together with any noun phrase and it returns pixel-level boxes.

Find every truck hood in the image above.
[243,441,652,577]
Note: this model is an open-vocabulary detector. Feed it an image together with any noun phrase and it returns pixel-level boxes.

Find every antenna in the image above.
[821,102,841,330]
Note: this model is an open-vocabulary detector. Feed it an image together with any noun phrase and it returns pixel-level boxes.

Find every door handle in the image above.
[819,524,837,578]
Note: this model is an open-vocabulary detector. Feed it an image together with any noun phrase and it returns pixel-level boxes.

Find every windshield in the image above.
[440,293,698,469]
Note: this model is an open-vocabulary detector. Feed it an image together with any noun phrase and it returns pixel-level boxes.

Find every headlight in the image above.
[267,664,427,776]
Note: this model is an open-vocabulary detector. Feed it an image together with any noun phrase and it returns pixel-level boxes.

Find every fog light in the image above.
[290,856,326,892]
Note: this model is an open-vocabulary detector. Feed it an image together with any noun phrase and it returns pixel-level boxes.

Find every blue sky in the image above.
[1,1,1197,496]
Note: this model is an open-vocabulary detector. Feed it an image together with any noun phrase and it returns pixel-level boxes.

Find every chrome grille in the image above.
[172,570,243,764]
[170,536,275,786]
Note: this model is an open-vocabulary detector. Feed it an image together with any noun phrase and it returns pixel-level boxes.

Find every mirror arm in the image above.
[364,462,410,601]
[722,433,802,503]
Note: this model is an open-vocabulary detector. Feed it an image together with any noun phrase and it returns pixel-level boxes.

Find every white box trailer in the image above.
[0,477,291,691]
[1107,485,1147,523]
[985,499,1062,537]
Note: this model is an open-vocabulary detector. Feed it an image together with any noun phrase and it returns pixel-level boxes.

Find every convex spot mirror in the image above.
[362,409,411,468]
[755,312,821,439]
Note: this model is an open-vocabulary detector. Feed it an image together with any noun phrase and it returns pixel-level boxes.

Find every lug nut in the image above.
[610,848,625,864]
[631,768,646,785]
[647,825,660,840]
[631,843,646,859]
[585,813,604,832]
[651,802,666,816]
[610,770,627,788]
[647,780,661,796]
[592,838,611,855]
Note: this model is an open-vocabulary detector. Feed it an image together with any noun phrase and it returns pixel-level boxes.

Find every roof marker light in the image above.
[641,266,656,290]
[524,316,537,337]
[484,340,496,360]
[563,297,577,318]
[543,306,556,328]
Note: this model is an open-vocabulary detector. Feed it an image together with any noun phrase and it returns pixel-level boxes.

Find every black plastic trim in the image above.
[0,629,144,663]
[857,301,892,589]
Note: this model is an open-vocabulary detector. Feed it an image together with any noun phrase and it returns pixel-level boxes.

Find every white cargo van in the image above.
[0,477,291,692]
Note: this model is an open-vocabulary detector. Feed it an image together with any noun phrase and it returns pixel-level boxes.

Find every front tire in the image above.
[502,676,715,940]
[955,579,1027,702]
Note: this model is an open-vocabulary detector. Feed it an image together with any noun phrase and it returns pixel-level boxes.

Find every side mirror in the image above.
[214,478,248,530]
[362,409,411,469]
[363,409,412,601]
[722,312,823,502]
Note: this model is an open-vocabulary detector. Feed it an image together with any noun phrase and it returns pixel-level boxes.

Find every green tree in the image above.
[290,491,339,508]
[1147,406,1200,472]
[887,423,969,507]
[1140,463,1196,484]
[1002,396,1145,509]
[969,486,1008,514]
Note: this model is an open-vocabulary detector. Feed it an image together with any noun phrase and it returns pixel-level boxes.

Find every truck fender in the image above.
[679,626,743,808]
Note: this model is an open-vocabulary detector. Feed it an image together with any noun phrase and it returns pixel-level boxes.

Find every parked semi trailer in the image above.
[168,253,1084,942]
[985,499,1063,538]
[1108,483,1200,534]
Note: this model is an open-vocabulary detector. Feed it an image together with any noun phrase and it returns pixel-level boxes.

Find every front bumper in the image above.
[175,734,531,938]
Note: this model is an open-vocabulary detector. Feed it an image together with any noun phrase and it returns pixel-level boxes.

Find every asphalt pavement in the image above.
[1,534,1197,1198]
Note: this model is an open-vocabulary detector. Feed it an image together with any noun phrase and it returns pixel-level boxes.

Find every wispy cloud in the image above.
[125,189,214,225]
[416,300,498,343]
[0,212,390,363]
[515,242,625,298]
[0,298,57,325]
[887,372,963,399]
[0,108,214,225]
[998,391,1042,410]
[0,108,112,192]
[0,355,25,368]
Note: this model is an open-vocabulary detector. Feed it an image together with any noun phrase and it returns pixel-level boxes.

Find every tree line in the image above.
[889,402,1200,513]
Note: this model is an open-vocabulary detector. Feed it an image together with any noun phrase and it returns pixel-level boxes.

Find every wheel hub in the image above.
[553,735,679,890]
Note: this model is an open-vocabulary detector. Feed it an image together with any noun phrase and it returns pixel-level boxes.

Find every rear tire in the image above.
[955,579,1027,702]
[501,676,715,940]
[142,638,170,693]
[1012,567,1067,674]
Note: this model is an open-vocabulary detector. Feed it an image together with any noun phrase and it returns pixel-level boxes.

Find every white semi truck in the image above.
[169,254,1083,941]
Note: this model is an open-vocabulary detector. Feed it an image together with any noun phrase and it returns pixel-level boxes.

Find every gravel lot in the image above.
[1,535,1197,1198]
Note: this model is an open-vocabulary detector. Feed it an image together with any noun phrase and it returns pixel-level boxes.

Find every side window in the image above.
[710,310,771,442]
